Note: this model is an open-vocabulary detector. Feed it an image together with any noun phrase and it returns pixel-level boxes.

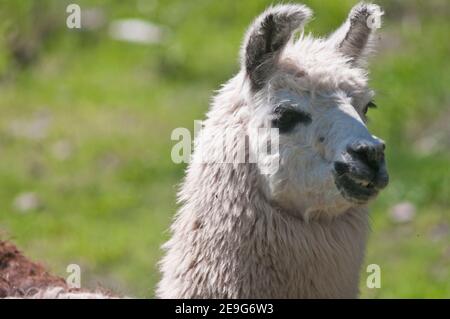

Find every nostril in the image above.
[347,142,365,154]
[347,142,372,157]
[348,142,372,162]
[347,142,384,170]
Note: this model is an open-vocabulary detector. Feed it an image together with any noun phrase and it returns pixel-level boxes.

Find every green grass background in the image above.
[0,0,449,298]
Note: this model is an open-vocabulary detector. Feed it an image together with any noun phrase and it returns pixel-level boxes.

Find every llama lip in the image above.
[334,173,380,203]
[333,156,389,203]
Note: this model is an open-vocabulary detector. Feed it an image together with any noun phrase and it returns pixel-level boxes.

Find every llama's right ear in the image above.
[241,4,312,91]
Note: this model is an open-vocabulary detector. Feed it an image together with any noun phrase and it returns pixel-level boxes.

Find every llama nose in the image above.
[347,140,385,170]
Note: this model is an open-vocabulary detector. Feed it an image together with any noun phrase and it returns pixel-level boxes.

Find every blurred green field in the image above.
[0,0,449,298]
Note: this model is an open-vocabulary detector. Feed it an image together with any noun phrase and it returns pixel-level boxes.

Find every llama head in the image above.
[241,3,388,218]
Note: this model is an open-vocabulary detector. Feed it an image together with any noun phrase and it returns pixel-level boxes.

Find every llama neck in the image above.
[158,156,368,298]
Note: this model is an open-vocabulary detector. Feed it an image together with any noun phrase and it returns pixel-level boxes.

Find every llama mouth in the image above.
[333,173,379,204]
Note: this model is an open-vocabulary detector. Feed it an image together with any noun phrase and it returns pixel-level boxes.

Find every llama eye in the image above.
[272,108,311,133]
[363,101,377,115]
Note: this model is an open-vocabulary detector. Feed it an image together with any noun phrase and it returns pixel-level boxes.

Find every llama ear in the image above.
[242,4,312,91]
[328,3,383,65]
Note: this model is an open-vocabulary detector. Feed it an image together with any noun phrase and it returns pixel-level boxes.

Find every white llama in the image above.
[157,3,388,298]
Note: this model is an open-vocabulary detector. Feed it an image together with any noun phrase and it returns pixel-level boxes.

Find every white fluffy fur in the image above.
[157,3,384,298]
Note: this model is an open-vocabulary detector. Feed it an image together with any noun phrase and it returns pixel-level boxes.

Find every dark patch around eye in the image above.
[272,108,312,133]
[363,100,377,116]
[367,101,377,108]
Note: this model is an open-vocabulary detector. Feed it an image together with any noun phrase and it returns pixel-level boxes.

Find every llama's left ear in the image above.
[328,3,383,65]
[242,4,312,91]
